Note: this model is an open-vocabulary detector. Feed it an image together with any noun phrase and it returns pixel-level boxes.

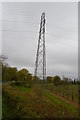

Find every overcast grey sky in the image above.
[1,2,78,79]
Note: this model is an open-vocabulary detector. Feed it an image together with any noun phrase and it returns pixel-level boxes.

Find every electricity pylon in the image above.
[34,12,46,81]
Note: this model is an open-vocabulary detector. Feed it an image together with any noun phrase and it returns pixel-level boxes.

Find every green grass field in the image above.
[44,91,77,112]
[13,86,31,94]
[2,83,79,118]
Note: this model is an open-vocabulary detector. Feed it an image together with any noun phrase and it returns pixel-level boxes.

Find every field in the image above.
[0,84,2,119]
[2,82,79,118]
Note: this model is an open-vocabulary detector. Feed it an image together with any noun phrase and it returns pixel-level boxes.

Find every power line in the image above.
[2,13,40,18]
[1,20,76,33]
[1,29,39,33]
[1,29,75,40]
[2,20,40,25]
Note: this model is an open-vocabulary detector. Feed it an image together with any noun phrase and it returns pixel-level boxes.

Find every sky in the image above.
[1,2,78,79]
[0,3,2,54]
[1,0,79,2]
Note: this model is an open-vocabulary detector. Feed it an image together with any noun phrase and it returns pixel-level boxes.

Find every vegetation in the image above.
[2,63,79,118]
[0,84,2,119]
[2,64,32,87]
[0,60,2,82]
[3,84,78,118]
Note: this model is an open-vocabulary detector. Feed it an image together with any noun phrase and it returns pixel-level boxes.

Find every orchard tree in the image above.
[63,77,69,85]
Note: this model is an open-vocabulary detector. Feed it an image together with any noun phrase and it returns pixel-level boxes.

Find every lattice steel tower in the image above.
[34,12,46,81]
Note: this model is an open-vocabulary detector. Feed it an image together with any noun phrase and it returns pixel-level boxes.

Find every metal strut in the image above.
[34,12,46,81]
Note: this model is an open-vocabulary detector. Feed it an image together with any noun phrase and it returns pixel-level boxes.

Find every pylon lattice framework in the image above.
[34,12,46,80]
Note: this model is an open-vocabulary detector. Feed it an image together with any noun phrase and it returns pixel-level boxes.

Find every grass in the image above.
[44,91,78,112]
[2,85,41,118]
[2,83,79,118]
[0,95,2,119]
[13,86,31,94]
[0,84,2,119]
[46,84,78,102]
[2,96,15,118]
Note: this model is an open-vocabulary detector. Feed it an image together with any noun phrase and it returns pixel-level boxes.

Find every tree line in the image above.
[1,60,79,86]
[2,63,33,87]
[46,75,78,85]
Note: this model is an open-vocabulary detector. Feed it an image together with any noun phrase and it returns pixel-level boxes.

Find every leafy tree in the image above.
[8,67,17,81]
[53,75,61,86]
[46,76,53,83]
[2,65,9,81]
[16,68,28,81]
[0,60,2,82]
[2,65,17,82]
[26,73,32,84]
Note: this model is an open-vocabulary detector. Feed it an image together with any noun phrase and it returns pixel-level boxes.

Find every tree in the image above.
[53,75,61,86]
[0,60,2,82]
[2,65,9,81]
[2,65,17,82]
[16,68,29,81]
[8,67,17,81]
[26,73,32,84]
[63,77,69,85]
[46,76,53,83]
[74,79,76,84]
